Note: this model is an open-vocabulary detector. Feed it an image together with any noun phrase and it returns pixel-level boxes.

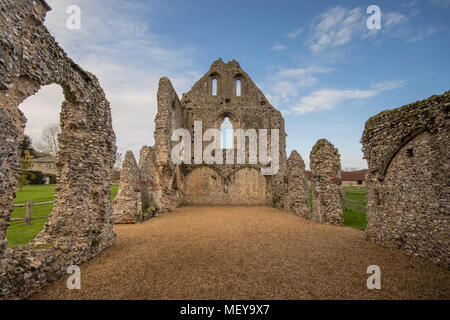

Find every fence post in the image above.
[24,200,33,225]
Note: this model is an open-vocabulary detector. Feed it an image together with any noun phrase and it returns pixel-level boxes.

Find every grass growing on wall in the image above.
[6,184,119,247]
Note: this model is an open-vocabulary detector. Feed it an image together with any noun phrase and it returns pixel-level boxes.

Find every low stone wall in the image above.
[362,91,449,268]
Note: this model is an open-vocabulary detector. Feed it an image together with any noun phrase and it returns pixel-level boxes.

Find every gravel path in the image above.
[35,206,450,300]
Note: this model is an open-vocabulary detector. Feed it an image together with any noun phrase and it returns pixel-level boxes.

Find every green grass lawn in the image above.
[6,184,366,247]
[309,186,367,231]
[6,184,119,247]
[343,186,367,231]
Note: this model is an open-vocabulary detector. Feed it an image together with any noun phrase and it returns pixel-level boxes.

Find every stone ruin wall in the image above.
[114,60,347,224]
[309,139,344,225]
[0,0,116,299]
[284,151,311,219]
[115,59,288,217]
[113,151,143,224]
[179,59,287,207]
[362,92,449,268]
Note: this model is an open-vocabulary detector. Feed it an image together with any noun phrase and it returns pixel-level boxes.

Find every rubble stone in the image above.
[285,151,310,219]
[0,0,116,299]
[310,139,344,225]
[362,91,450,268]
[113,151,143,224]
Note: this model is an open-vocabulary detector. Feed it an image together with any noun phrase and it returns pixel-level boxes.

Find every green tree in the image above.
[18,150,35,191]
[20,135,36,157]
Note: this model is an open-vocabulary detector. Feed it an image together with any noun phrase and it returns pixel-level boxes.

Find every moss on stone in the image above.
[363,92,449,141]
[311,139,328,155]
[32,243,54,250]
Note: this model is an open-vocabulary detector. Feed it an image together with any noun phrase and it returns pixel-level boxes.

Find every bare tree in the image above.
[37,123,60,156]
[114,151,123,170]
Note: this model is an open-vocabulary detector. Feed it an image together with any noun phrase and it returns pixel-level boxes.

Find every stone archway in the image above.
[183,166,226,205]
[227,167,267,205]
[183,166,267,205]
[0,0,116,299]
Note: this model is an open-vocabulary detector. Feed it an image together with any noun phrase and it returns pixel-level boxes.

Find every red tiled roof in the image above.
[306,169,368,181]
[341,170,368,181]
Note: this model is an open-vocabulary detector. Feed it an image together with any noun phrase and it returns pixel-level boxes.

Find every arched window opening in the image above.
[212,78,218,96]
[221,117,234,149]
[236,79,241,97]
[7,84,64,247]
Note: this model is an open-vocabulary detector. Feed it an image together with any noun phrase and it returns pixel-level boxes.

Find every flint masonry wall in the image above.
[113,151,144,224]
[285,151,310,219]
[0,0,116,299]
[175,59,286,206]
[362,92,449,268]
[152,78,184,212]
[310,139,344,225]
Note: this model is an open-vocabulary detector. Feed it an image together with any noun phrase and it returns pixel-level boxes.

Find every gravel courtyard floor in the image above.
[34,206,450,300]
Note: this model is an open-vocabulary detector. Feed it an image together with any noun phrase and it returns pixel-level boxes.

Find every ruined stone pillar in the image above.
[285,151,311,219]
[113,151,142,224]
[310,139,344,225]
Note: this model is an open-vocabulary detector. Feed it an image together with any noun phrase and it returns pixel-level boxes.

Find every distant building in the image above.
[30,156,57,176]
[340,170,368,187]
[306,169,368,187]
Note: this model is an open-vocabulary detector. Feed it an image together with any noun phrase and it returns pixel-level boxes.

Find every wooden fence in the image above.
[343,198,366,213]
[11,201,54,224]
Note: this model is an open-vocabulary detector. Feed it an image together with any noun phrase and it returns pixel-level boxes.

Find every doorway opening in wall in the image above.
[6,84,64,247]
[221,117,234,149]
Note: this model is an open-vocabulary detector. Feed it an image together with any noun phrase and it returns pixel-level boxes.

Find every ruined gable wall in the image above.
[0,0,116,299]
[180,59,287,206]
[362,92,449,268]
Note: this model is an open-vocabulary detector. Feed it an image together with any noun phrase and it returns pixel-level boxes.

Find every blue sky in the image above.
[20,0,450,169]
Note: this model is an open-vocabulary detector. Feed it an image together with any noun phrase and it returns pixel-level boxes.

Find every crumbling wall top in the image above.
[361,91,449,180]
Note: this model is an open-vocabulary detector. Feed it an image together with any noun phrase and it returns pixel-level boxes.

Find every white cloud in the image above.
[308,5,439,54]
[309,6,365,54]
[292,89,377,115]
[290,79,406,115]
[370,79,406,91]
[19,0,201,158]
[287,28,304,39]
[277,66,335,78]
[266,66,334,106]
[271,43,287,51]
[430,0,450,8]
[384,12,410,27]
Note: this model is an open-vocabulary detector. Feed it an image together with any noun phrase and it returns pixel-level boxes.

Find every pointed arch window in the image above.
[220,117,234,149]
[236,79,241,97]
[212,78,218,96]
